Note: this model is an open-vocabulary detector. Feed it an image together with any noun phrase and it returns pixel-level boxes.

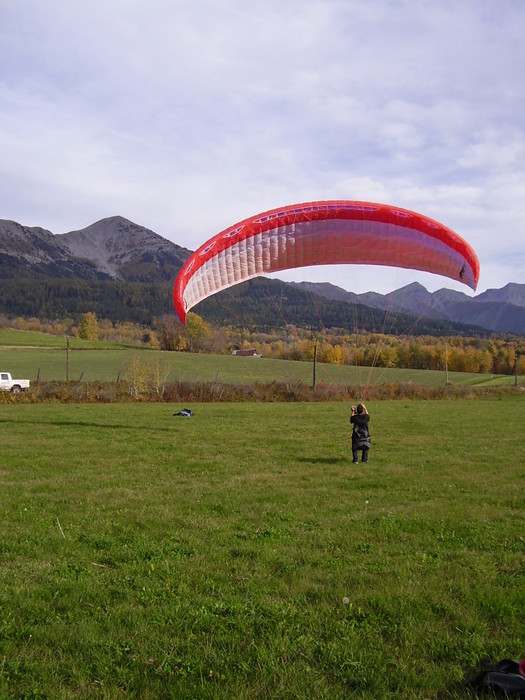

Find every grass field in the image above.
[0,329,522,389]
[1,398,524,698]
[0,329,127,349]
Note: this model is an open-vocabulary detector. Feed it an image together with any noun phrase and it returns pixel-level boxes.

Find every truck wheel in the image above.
[11,385,21,394]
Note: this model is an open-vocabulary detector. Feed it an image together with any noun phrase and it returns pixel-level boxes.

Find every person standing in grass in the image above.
[350,403,371,464]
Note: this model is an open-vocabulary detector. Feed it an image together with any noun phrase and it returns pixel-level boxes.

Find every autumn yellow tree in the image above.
[185,313,212,352]
[78,312,99,340]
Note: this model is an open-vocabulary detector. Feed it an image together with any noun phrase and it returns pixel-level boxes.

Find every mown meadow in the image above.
[1,397,524,698]
[0,326,522,389]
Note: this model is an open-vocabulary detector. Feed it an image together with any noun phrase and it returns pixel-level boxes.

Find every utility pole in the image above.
[66,334,70,384]
[445,341,449,384]
[312,341,317,390]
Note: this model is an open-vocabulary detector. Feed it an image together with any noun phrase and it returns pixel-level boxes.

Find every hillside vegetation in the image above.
[0,275,491,336]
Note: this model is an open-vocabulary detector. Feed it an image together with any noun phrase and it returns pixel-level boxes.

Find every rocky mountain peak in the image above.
[0,219,66,263]
[58,216,176,278]
[0,215,192,283]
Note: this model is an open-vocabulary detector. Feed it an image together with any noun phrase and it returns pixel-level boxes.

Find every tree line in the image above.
[0,276,489,338]
[4,312,523,376]
[0,278,171,325]
[210,324,523,375]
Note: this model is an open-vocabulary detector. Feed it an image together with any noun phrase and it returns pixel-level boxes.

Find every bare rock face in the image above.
[0,215,192,283]
[0,219,67,263]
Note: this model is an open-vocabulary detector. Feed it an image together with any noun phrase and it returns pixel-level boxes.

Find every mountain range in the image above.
[1,215,523,335]
[292,281,525,335]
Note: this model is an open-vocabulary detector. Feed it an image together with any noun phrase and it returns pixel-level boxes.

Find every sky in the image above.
[1,0,524,296]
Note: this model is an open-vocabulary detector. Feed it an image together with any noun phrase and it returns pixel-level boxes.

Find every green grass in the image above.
[0,327,134,350]
[1,327,523,389]
[1,398,524,698]
[0,344,522,389]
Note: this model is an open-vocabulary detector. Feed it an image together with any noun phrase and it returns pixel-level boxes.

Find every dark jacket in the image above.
[351,413,371,449]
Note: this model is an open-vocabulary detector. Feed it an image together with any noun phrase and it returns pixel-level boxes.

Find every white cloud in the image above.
[458,129,525,171]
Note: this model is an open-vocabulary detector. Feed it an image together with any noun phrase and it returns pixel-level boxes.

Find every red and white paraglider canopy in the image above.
[173,200,480,324]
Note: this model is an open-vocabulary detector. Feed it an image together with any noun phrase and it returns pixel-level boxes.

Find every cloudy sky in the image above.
[1,0,524,295]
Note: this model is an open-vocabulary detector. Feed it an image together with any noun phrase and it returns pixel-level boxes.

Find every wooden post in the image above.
[312,341,317,390]
[66,334,70,384]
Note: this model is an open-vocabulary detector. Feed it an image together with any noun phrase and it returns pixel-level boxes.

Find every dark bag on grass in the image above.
[471,658,525,696]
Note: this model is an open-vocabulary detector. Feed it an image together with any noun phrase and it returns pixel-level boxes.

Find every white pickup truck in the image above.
[0,372,30,394]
